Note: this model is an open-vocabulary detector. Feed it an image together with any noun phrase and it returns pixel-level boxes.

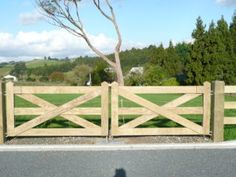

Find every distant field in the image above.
[0,65,13,77]
[14,93,236,140]
[26,59,65,68]
[0,59,66,78]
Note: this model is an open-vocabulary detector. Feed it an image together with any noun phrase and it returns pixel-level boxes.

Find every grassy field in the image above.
[0,59,66,78]
[0,65,13,77]
[14,93,236,140]
[26,59,65,68]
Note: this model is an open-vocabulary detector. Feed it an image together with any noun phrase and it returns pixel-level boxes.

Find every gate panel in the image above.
[111,82,211,136]
[5,81,109,137]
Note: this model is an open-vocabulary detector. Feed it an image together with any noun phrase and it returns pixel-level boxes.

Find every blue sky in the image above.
[0,0,235,61]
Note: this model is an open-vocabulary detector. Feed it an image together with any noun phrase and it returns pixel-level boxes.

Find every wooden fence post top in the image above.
[111,82,118,86]
[5,80,14,86]
[203,81,211,86]
[212,81,225,86]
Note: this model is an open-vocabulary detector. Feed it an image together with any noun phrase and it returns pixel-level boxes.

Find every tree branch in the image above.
[93,0,122,52]
[105,0,122,52]
[37,0,117,69]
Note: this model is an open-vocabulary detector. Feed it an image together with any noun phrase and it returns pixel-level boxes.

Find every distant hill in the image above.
[0,65,13,77]
[26,59,65,68]
[0,59,68,78]
[0,45,172,79]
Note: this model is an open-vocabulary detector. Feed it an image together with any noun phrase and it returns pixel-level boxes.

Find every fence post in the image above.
[211,81,225,142]
[6,80,14,136]
[101,82,109,136]
[0,81,4,144]
[111,82,119,136]
[203,82,211,135]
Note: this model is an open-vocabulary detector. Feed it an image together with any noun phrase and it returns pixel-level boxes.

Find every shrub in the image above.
[125,73,145,86]
[39,76,49,82]
[161,77,180,86]
[143,65,167,86]
[26,77,36,82]
[49,72,65,82]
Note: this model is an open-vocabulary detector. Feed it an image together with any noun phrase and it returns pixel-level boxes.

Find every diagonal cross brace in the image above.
[119,87,203,133]
[16,94,100,129]
[120,93,201,129]
[13,90,101,135]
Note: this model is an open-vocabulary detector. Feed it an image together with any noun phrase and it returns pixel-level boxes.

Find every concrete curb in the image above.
[0,142,236,151]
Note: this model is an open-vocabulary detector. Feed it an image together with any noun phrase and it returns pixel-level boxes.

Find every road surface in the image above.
[0,144,236,177]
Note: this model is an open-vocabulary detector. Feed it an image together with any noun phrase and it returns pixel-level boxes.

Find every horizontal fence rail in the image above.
[119,86,205,94]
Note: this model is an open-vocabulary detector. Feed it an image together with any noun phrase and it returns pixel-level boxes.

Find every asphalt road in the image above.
[0,146,236,177]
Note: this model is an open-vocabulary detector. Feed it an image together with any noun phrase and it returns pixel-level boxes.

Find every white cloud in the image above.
[19,10,44,25]
[0,30,144,62]
[216,0,236,6]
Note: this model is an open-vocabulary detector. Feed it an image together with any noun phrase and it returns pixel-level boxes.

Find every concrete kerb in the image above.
[0,142,236,152]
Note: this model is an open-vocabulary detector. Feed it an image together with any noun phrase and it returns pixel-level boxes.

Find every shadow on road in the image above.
[114,168,127,177]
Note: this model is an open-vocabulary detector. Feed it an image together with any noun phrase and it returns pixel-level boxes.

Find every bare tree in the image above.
[37,0,124,85]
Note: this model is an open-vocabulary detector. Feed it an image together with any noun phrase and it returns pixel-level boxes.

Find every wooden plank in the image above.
[6,81,14,134]
[8,128,103,137]
[119,87,203,134]
[17,94,55,108]
[119,107,203,115]
[13,90,101,136]
[120,86,204,94]
[203,82,211,134]
[111,82,119,133]
[62,115,100,128]
[164,94,201,107]
[14,86,101,94]
[112,128,202,136]
[224,86,236,93]
[224,102,236,109]
[120,114,157,128]
[0,82,4,144]
[211,81,225,142]
[224,117,236,125]
[14,108,101,115]
[101,82,109,136]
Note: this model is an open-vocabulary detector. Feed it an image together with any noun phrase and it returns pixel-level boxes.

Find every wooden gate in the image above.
[5,81,109,137]
[111,82,211,136]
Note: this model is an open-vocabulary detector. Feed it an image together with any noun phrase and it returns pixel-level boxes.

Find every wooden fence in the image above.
[111,82,211,136]
[4,81,109,137]
[0,80,235,143]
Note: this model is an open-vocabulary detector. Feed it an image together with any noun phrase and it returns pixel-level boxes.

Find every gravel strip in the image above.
[5,136,212,145]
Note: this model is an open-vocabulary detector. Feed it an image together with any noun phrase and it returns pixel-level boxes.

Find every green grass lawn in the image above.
[14,93,236,140]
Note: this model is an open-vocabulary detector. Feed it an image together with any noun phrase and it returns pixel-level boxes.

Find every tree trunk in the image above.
[115,64,124,86]
[114,51,124,86]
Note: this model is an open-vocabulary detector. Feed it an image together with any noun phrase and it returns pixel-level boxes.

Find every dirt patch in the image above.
[5,136,212,145]
[119,136,212,144]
